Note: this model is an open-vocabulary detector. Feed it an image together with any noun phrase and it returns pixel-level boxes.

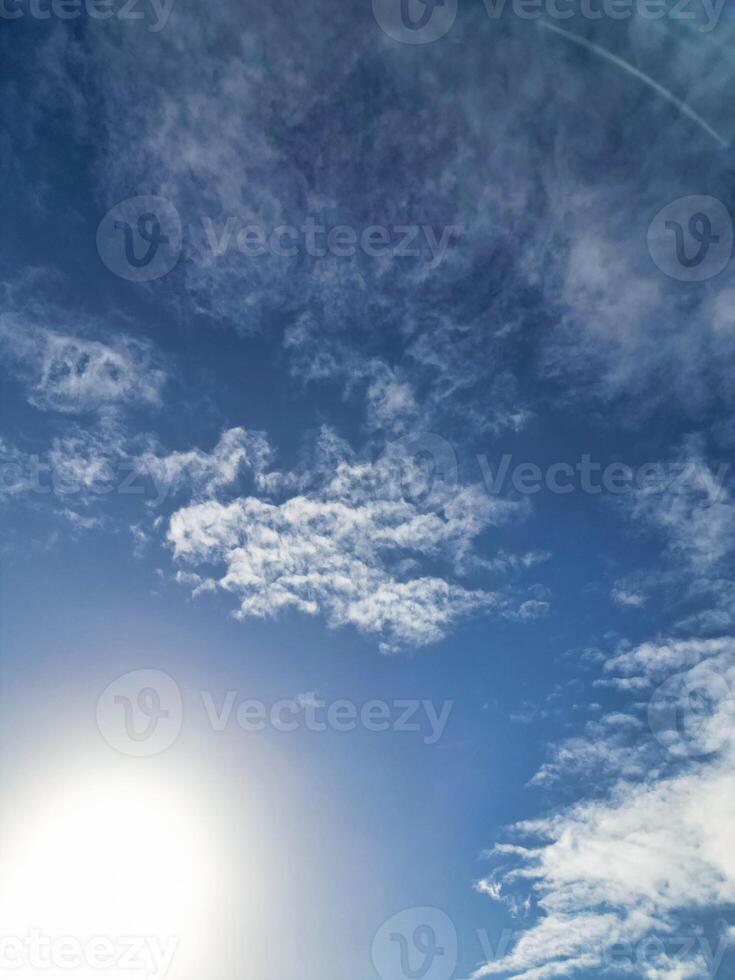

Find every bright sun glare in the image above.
[0,767,219,980]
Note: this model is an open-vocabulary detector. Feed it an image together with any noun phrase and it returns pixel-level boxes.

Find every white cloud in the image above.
[511,600,550,622]
[476,755,735,979]
[475,636,735,979]
[625,447,734,574]
[560,230,661,386]
[611,588,646,608]
[365,370,418,433]
[0,438,30,496]
[46,409,131,494]
[0,314,164,413]
[710,288,735,336]
[166,432,535,650]
[296,691,320,709]
[139,427,274,500]
[605,637,735,681]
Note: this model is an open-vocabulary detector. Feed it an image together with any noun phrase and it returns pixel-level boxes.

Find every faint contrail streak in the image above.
[539,20,728,148]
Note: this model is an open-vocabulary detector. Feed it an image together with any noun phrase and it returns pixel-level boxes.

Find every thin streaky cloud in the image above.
[540,20,728,148]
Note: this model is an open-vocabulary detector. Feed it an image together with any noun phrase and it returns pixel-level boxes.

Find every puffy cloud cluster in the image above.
[166,430,540,650]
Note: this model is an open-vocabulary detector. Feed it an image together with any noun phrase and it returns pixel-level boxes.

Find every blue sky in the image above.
[2,2,735,979]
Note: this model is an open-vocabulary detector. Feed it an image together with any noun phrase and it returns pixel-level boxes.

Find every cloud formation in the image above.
[0,313,164,414]
[476,635,735,979]
[166,428,541,650]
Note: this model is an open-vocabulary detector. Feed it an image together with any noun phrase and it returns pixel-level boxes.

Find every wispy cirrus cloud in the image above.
[480,361,735,963]
[476,634,735,979]
[18,4,735,453]
[626,448,735,576]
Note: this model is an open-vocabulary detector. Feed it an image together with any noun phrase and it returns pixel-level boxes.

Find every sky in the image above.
[2,1,735,979]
